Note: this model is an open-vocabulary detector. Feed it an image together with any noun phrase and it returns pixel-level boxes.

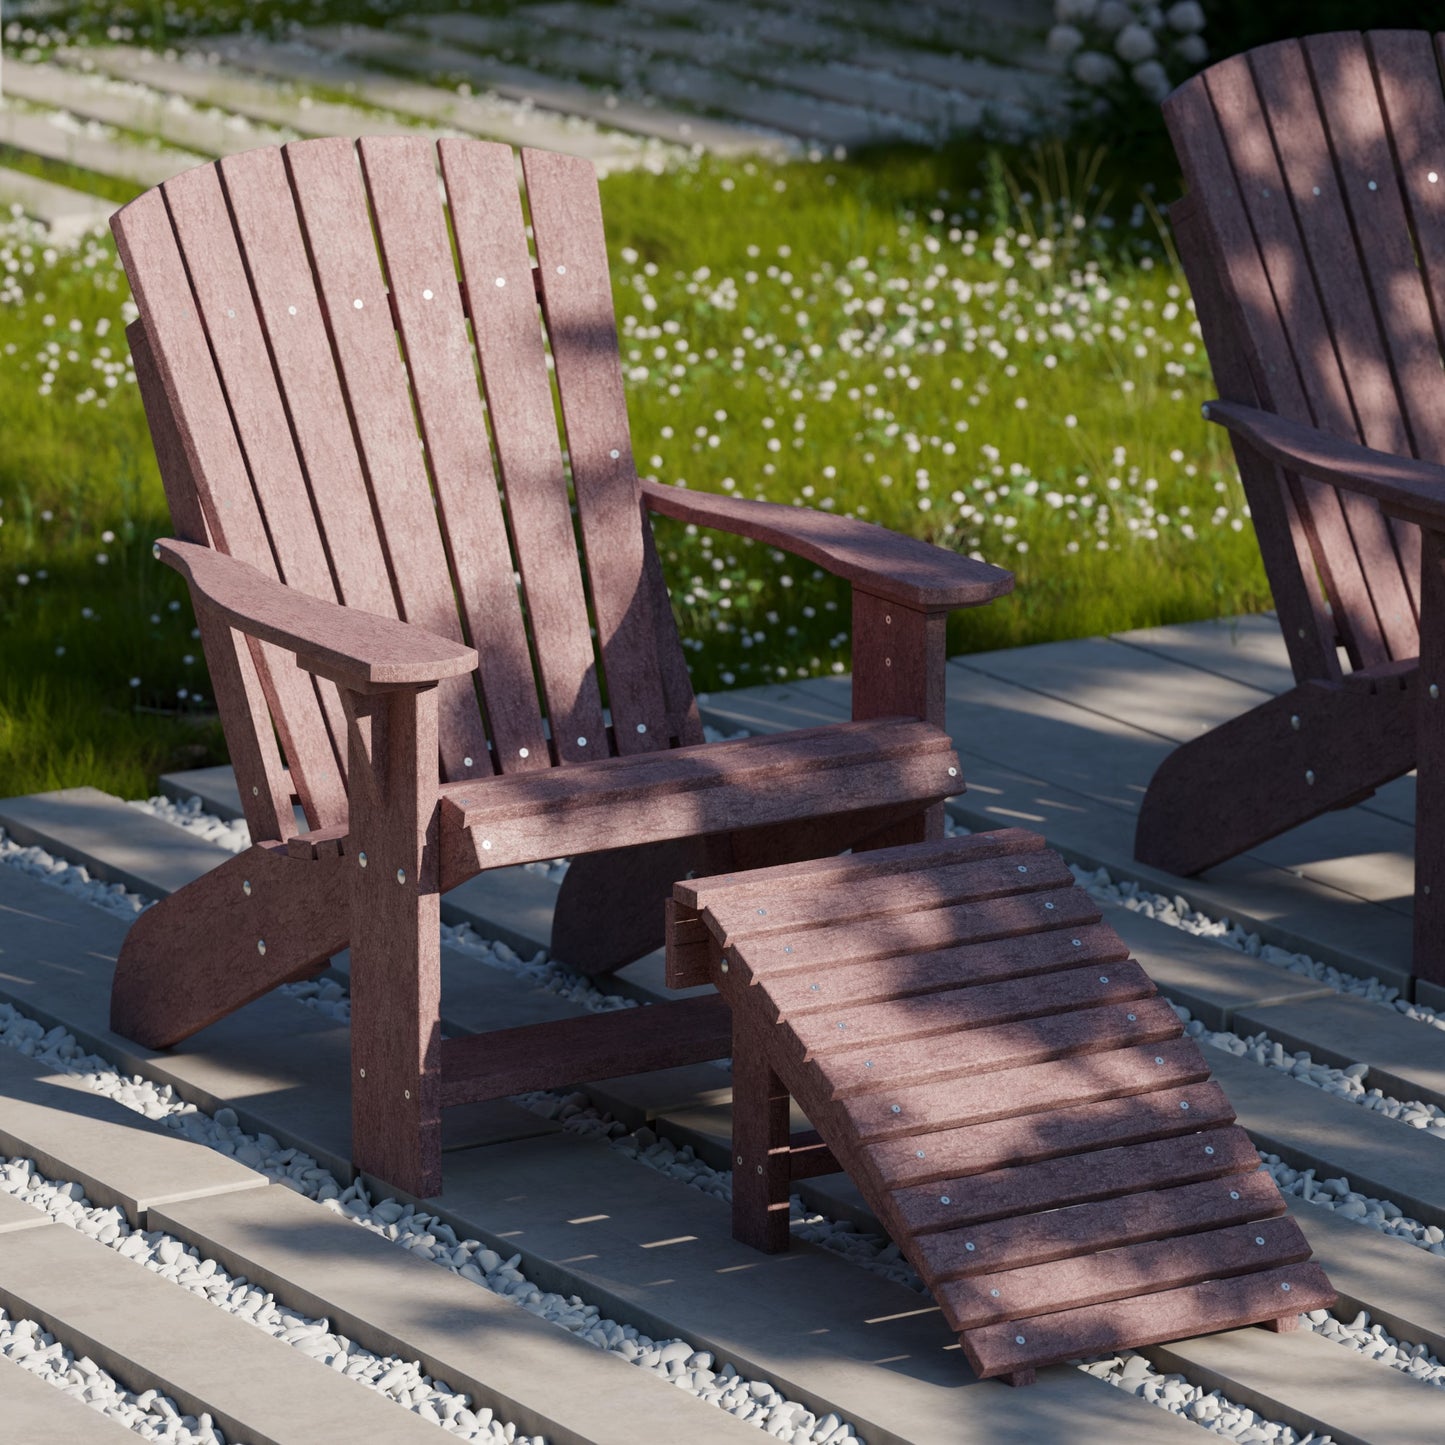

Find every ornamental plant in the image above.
[1048,0,1209,110]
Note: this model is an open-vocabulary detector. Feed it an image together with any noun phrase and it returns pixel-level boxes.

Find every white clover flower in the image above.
[1094,0,1134,33]
[1048,23,1086,56]
[1115,23,1158,62]
[1055,0,1099,19]
[1132,59,1172,99]
[1074,50,1123,85]
[1166,0,1206,31]
[1175,33,1208,64]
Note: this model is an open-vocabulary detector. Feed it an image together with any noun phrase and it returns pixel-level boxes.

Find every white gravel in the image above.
[0,1303,230,1444]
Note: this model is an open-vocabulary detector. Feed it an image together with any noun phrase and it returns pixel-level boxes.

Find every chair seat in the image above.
[437,716,961,878]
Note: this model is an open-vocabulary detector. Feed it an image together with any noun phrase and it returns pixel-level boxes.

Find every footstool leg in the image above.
[1261,1315,1300,1333]
[731,1013,792,1253]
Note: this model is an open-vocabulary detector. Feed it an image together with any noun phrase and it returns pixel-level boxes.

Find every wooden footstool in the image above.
[664,828,1336,1386]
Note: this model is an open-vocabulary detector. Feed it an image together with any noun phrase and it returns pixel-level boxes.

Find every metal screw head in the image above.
[243,880,252,897]
[1126,1013,1137,1022]
[1072,939,1082,947]
[423,289,433,300]
[288,304,298,314]
[359,1068,366,1079]
[1290,714,1301,729]
[1432,684,1440,700]
[755,1165,763,1175]
[354,297,364,309]
[736,1155,743,1166]
[577,736,588,748]
[942,1197,954,1207]
[1044,902,1055,911]
[948,767,958,777]
[636,722,646,733]
[1099,976,1109,984]
[757,908,767,915]
[1230,1190,1240,1200]
[1155,1056,1165,1065]
[990,1288,1001,1297]
[784,946,793,954]
[557,265,567,275]
[481,840,493,850]
[1368,180,1378,190]
[1432,172,1441,184]
[404,1089,410,1100]
[810,983,820,991]
[1180,1100,1191,1111]
[890,1104,902,1114]
[152,542,162,559]
[1017,865,1028,873]
[719,961,729,973]
[519,747,529,759]
[1201,403,1212,420]
[1281,1282,1291,1292]
[916,1150,925,1158]
[1205,1146,1215,1156]
[256,939,266,955]
[613,450,623,461]
[463,756,473,767]
[397,868,407,884]
[1015,1335,1026,1345]
[864,1060,874,1068]
[1255,1236,1265,1245]
[837,1022,846,1030]
[495,276,506,287]
[359,852,368,868]
[1305,769,1316,785]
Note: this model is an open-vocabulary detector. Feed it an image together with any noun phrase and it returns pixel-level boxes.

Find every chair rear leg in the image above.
[111,845,348,1048]
[1136,678,1415,877]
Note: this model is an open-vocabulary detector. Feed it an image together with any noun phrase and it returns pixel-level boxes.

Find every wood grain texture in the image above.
[525,147,671,756]
[438,138,607,768]
[360,136,548,780]
[642,478,1014,609]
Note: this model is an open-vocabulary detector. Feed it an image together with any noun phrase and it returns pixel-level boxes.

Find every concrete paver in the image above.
[417,1132,1203,1444]
[0,1223,447,1445]
[1147,1324,1443,1445]
[1237,994,1445,1112]
[155,1183,759,1445]
[0,1189,49,1233]
[1288,1198,1445,1360]
[0,1353,139,1445]
[0,1045,266,1221]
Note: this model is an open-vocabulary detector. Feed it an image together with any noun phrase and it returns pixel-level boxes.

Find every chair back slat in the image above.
[281,137,490,778]
[524,147,675,754]
[1167,47,1414,672]
[218,146,398,622]
[438,138,609,766]
[112,187,349,832]
[161,162,352,780]
[359,137,550,779]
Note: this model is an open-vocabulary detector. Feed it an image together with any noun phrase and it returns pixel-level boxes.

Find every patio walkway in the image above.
[1,617,1443,1442]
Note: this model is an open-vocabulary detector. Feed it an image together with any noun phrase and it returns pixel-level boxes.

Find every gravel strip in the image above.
[0,1302,230,1444]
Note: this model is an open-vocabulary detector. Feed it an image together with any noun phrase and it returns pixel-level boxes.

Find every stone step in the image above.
[0,163,113,240]
[154,1183,759,1445]
[1,58,297,157]
[0,102,206,188]
[418,1132,1202,1442]
[1287,1197,1445,1362]
[1146,1323,1442,1445]
[1236,994,1445,1114]
[0,1190,51,1234]
[0,1224,448,1445]
[0,1353,140,1445]
[0,1045,266,1222]
[391,16,789,154]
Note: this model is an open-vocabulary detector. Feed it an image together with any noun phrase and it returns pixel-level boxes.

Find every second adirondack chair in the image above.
[109,138,1012,1197]
[1135,30,1445,985]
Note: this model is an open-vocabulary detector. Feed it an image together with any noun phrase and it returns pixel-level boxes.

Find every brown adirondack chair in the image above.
[1136,30,1445,985]
[110,138,1012,1197]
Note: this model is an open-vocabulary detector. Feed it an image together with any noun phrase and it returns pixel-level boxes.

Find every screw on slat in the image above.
[243,880,252,897]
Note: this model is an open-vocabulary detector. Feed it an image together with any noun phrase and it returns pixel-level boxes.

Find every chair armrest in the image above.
[639,478,1013,610]
[157,539,479,690]
[1204,401,1445,529]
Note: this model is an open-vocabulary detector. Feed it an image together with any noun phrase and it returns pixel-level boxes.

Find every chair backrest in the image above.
[1163,31,1445,684]
[114,139,702,842]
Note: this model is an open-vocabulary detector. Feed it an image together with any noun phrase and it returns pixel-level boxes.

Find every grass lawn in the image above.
[0,135,1266,800]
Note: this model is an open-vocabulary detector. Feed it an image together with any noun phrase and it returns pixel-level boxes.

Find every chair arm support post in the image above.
[342,681,445,1197]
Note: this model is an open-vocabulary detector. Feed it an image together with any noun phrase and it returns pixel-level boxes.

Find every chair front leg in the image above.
[344,682,444,1198]
[1416,532,1445,989]
[850,589,950,847]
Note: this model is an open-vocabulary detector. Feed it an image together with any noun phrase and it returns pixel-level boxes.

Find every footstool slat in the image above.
[785,958,1158,1054]
[819,996,1181,1098]
[963,1264,1336,1379]
[669,831,1334,1383]
[766,923,1131,1017]
[914,1168,1285,1282]
[937,1216,1311,1332]
[841,1038,1212,1142]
